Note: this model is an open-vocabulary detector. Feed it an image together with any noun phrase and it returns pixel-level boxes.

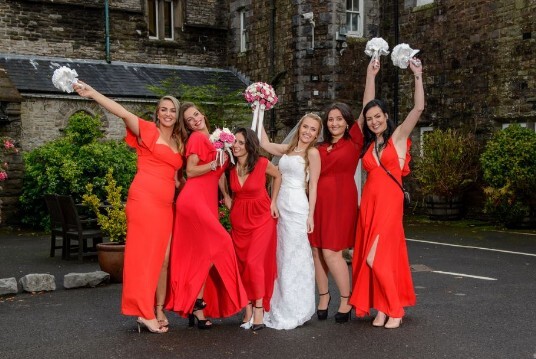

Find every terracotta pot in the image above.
[96,242,125,283]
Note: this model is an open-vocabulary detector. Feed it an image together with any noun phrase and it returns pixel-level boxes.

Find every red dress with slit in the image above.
[309,124,363,250]
[229,157,277,310]
[121,118,183,320]
[350,139,416,318]
[166,131,248,318]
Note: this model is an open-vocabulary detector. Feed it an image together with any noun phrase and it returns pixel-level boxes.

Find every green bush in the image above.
[413,128,480,198]
[19,112,136,229]
[480,125,536,227]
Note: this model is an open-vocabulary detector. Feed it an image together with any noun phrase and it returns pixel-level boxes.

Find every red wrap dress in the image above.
[350,139,416,318]
[229,157,277,310]
[121,118,183,320]
[309,124,363,250]
[166,131,248,318]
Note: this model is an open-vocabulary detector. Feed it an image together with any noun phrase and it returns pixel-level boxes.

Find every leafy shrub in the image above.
[480,125,536,227]
[82,169,126,242]
[413,128,480,197]
[19,112,136,229]
[218,199,231,231]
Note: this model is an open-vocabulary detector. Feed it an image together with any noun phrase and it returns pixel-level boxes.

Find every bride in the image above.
[259,113,322,329]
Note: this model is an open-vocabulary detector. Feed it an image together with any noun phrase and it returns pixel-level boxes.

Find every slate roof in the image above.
[0,54,248,99]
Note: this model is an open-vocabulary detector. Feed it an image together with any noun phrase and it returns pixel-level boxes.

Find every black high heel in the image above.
[188,298,213,330]
[316,292,331,320]
[334,295,352,323]
[251,306,266,331]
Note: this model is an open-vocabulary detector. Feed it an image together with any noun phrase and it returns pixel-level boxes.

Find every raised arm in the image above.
[260,125,289,157]
[395,58,425,140]
[74,80,139,136]
[265,161,281,218]
[306,147,321,233]
[357,58,381,130]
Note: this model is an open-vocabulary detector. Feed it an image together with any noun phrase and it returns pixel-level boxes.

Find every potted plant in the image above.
[413,128,480,220]
[82,168,126,282]
[480,125,536,228]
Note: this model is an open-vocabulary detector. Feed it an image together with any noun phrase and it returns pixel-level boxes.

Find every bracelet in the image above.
[210,161,217,171]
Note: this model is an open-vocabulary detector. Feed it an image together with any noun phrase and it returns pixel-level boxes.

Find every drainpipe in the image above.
[105,0,111,63]
[393,0,399,124]
[269,0,276,140]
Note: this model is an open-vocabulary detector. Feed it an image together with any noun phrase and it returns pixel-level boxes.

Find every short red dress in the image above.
[229,157,277,311]
[121,118,183,320]
[309,124,364,250]
[166,131,248,318]
[350,139,416,318]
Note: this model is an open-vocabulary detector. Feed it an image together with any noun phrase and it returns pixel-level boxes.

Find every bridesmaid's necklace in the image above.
[294,146,305,153]
[237,163,248,177]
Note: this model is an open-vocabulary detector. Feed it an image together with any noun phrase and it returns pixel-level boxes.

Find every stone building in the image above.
[1,0,535,223]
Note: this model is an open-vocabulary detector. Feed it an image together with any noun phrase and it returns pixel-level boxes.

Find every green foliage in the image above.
[19,112,136,229]
[480,125,536,226]
[82,169,126,242]
[148,76,250,129]
[218,199,231,231]
[413,129,480,197]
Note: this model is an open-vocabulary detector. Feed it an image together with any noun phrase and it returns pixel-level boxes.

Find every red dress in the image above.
[309,124,364,250]
[229,157,277,311]
[166,131,248,318]
[121,118,183,320]
[350,139,416,318]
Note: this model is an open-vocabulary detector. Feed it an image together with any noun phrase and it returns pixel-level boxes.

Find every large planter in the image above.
[96,242,125,283]
[425,195,463,220]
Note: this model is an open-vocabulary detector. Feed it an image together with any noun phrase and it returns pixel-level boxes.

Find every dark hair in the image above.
[178,102,211,145]
[321,102,355,144]
[360,99,395,158]
[232,127,260,174]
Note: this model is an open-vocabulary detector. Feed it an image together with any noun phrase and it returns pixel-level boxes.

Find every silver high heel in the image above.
[136,317,168,334]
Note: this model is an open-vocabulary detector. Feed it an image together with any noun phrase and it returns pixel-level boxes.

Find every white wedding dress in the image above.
[264,154,315,330]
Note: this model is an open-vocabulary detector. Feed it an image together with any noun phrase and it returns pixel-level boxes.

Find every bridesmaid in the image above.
[222,127,281,331]
[350,57,423,329]
[74,81,184,334]
[166,102,248,329]
[260,113,322,330]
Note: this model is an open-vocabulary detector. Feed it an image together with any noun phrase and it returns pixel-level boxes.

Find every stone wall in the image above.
[0,0,228,67]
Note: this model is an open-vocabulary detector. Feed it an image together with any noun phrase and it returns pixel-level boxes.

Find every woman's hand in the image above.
[224,195,233,210]
[270,202,279,219]
[409,57,422,75]
[306,215,314,233]
[74,80,96,99]
[368,58,381,76]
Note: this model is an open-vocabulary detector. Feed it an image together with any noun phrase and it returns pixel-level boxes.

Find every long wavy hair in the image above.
[154,95,184,154]
[176,102,212,146]
[231,127,260,175]
[321,102,355,144]
[360,99,395,158]
[285,113,322,183]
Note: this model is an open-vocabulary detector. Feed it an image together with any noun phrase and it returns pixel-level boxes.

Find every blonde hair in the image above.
[285,113,322,183]
[154,95,184,154]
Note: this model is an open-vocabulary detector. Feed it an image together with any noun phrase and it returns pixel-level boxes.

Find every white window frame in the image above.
[346,0,364,37]
[148,0,174,41]
[416,0,434,6]
[420,126,434,156]
[502,122,527,129]
[239,10,247,52]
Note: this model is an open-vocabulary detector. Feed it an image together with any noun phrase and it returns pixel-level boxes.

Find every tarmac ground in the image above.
[1,217,535,359]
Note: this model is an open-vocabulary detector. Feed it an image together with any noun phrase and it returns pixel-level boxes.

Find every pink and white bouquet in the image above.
[244,82,278,140]
[210,127,235,166]
[52,66,79,93]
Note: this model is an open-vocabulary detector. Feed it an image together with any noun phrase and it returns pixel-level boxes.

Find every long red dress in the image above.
[309,124,363,250]
[166,131,248,318]
[350,139,416,318]
[229,157,277,311]
[121,118,183,319]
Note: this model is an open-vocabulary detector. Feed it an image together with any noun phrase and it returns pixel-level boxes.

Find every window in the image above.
[416,0,434,5]
[239,10,247,52]
[346,0,363,37]
[147,0,174,40]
